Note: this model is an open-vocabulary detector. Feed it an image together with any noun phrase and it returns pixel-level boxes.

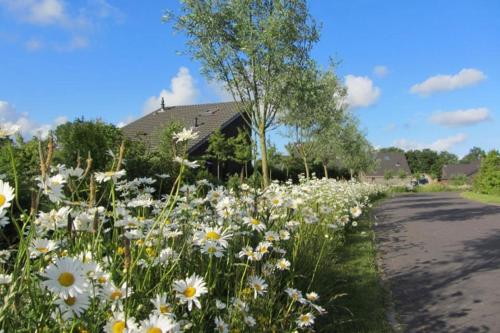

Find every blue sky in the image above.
[0,0,498,156]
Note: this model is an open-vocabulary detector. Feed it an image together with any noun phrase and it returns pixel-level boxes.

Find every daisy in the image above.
[264,231,280,242]
[30,238,58,258]
[0,180,15,211]
[173,274,208,311]
[244,315,256,327]
[0,273,12,285]
[0,210,9,228]
[173,157,199,169]
[41,257,88,298]
[243,217,266,232]
[285,288,305,303]
[247,275,267,299]
[276,258,291,271]
[215,299,226,309]
[173,128,199,142]
[214,316,228,333]
[104,282,132,303]
[55,292,90,320]
[151,293,174,316]
[138,313,180,333]
[306,292,319,302]
[95,170,126,183]
[201,242,225,258]
[350,206,362,218]
[296,312,315,328]
[103,311,138,333]
[194,226,232,248]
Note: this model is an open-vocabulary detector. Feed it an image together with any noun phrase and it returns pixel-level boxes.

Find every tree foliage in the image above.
[461,146,486,164]
[473,150,500,195]
[54,118,123,171]
[171,0,319,186]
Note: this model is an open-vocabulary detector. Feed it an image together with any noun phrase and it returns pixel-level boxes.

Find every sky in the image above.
[0,0,499,157]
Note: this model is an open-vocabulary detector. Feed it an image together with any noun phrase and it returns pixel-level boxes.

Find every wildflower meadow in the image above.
[0,125,385,332]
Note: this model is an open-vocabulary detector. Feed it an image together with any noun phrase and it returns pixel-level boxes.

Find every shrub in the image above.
[450,174,468,186]
[473,150,500,195]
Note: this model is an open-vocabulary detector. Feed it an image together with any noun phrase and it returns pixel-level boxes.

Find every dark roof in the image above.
[367,151,411,177]
[121,101,243,153]
[441,161,481,180]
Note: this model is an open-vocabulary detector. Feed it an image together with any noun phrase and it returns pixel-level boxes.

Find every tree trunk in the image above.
[302,156,310,179]
[240,166,244,182]
[258,125,269,187]
[350,168,354,180]
[217,161,220,180]
[322,162,329,179]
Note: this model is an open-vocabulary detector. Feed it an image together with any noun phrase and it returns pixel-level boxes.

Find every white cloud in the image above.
[25,38,43,51]
[0,0,67,25]
[430,107,491,127]
[54,35,89,52]
[344,75,380,109]
[143,67,198,114]
[410,68,486,96]
[373,65,388,78]
[0,100,66,139]
[116,115,136,128]
[208,80,233,102]
[395,133,467,152]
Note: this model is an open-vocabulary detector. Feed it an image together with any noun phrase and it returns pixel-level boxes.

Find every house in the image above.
[363,151,412,184]
[121,100,250,175]
[441,160,481,184]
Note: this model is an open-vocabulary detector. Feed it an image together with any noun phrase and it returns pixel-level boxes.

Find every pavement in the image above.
[375,192,500,333]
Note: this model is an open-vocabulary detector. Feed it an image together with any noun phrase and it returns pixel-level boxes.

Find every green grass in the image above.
[461,191,500,205]
[414,183,471,193]
[314,215,391,333]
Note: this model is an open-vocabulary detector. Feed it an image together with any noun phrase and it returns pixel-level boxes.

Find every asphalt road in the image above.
[375,192,500,333]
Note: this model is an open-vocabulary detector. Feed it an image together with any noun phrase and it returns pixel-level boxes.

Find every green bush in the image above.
[384,171,394,180]
[473,150,500,195]
[450,174,468,186]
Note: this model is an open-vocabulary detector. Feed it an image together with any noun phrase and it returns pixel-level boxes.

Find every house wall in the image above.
[191,115,252,178]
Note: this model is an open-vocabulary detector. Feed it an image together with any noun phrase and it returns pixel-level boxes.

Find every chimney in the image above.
[161,97,165,110]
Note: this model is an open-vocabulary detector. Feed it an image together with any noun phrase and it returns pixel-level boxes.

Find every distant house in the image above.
[441,160,481,184]
[363,151,411,184]
[121,100,250,175]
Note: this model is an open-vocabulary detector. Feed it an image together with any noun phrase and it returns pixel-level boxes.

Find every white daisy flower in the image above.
[215,299,226,309]
[173,274,208,311]
[276,258,291,271]
[0,210,9,228]
[173,128,199,143]
[151,293,174,316]
[138,313,180,333]
[247,275,268,299]
[95,170,126,183]
[0,273,12,285]
[201,242,225,258]
[30,238,58,258]
[214,316,228,333]
[350,206,362,218]
[296,312,315,328]
[0,179,15,211]
[55,292,90,320]
[243,217,266,232]
[306,291,319,302]
[41,257,88,298]
[104,282,132,303]
[244,315,256,327]
[103,311,138,333]
[173,157,199,169]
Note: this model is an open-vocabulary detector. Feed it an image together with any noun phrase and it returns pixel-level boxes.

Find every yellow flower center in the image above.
[206,231,220,240]
[146,328,162,333]
[37,247,49,253]
[207,247,216,254]
[0,194,6,206]
[183,286,196,298]
[253,284,262,291]
[64,296,77,306]
[159,304,171,314]
[300,314,310,322]
[97,276,107,284]
[111,321,126,333]
[272,199,280,205]
[250,219,260,225]
[58,272,75,287]
[111,290,123,300]
[105,171,115,177]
